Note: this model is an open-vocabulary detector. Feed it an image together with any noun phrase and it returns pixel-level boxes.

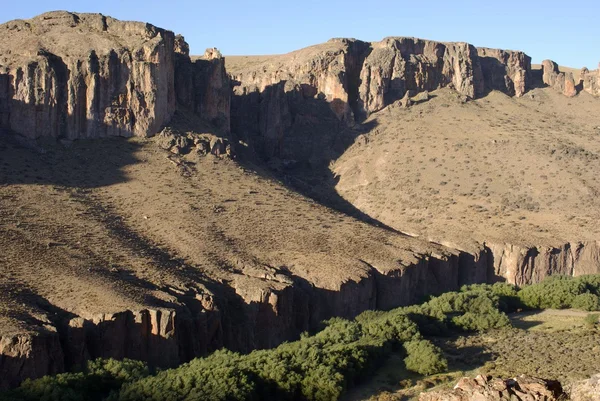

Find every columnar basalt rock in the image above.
[542,59,577,97]
[477,47,531,96]
[357,37,484,117]
[0,11,230,140]
[175,47,231,133]
[581,63,600,96]
[0,11,177,139]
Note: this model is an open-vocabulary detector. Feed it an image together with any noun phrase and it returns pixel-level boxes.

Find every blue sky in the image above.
[2,0,598,68]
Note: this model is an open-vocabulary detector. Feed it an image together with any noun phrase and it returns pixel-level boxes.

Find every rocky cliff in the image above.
[0,11,229,139]
[581,64,600,96]
[227,38,532,164]
[542,59,577,97]
[477,47,531,97]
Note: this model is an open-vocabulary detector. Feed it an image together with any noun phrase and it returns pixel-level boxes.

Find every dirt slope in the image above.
[332,87,600,250]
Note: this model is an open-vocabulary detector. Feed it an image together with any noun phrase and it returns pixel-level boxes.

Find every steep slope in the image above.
[331,86,600,283]
[1,114,496,388]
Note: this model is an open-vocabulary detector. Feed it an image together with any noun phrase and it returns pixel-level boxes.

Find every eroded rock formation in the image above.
[0,11,229,139]
[477,47,531,96]
[419,375,565,401]
[542,59,577,97]
[581,63,600,96]
[357,38,484,117]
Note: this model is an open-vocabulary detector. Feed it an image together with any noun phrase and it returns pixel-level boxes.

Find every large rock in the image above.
[570,374,600,401]
[0,11,177,139]
[581,63,600,96]
[541,59,577,97]
[0,11,230,140]
[419,375,565,401]
[175,48,231,133]
[357,37,484,117]
[477,47,531,96]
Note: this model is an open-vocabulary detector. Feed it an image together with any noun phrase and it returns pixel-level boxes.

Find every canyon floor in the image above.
[345,309,600,401]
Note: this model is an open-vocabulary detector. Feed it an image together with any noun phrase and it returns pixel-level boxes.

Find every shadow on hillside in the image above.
[230,79,409,233]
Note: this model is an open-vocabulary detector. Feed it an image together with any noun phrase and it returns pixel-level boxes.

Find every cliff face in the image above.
[6,239,597,388]
[175,47,231,133]
[541,59,577,97]
[581,64,600,96]
[358,38,484,117]
[0,11,230,139]
[228,38,534,164]
[477,47,531,97]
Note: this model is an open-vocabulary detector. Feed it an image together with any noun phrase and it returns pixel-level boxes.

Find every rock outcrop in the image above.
[581,63,600,96]
[0,328,64,390]
[175,47,231,133]
[570,374,600,401]
[228,37,533,163]
[0,11,230,140]
[542,59,577,97]
[488,241,600,286]
[357,38,484,117]
[477,47,531,97]
[0,11,177,139]
[419,375,565,401]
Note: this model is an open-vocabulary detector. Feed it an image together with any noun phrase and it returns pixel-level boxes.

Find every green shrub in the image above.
[584,313,599,328]
[2,359,149,401]
[518,275,586,309]
[403,340,448,375]
[572,293,600,311]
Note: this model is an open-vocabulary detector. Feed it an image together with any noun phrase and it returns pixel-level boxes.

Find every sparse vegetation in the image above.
[3,275,600,400]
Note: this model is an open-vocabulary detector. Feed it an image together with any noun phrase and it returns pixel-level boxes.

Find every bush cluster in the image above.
[3,275,600,401]
[517,275,600,310]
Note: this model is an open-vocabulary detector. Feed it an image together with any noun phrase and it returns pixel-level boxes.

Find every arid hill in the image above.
[1,10,599,391]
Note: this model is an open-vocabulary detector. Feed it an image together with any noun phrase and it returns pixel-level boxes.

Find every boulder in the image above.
[542,59,577,97]
[419,375,565,401]
[477,47,531,96]
[570,374,600,401]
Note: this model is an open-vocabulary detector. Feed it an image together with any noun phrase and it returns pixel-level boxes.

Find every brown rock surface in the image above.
[0,11,177,139]
[0,11,230,140]
[477,47,531,96]
[419,375,565,401]
[581,63,600,96]
[570,374,600,401]
[542,59,578,97]
[357,38,484,117]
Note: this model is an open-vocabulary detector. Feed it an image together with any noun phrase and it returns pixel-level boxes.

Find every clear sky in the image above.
[2,0,598,68]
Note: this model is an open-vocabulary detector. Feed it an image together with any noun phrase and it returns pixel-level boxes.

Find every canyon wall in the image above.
[0,11,230,139]
[4,240,600,388]
[228,38,532,164]
[541,59,577,97]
